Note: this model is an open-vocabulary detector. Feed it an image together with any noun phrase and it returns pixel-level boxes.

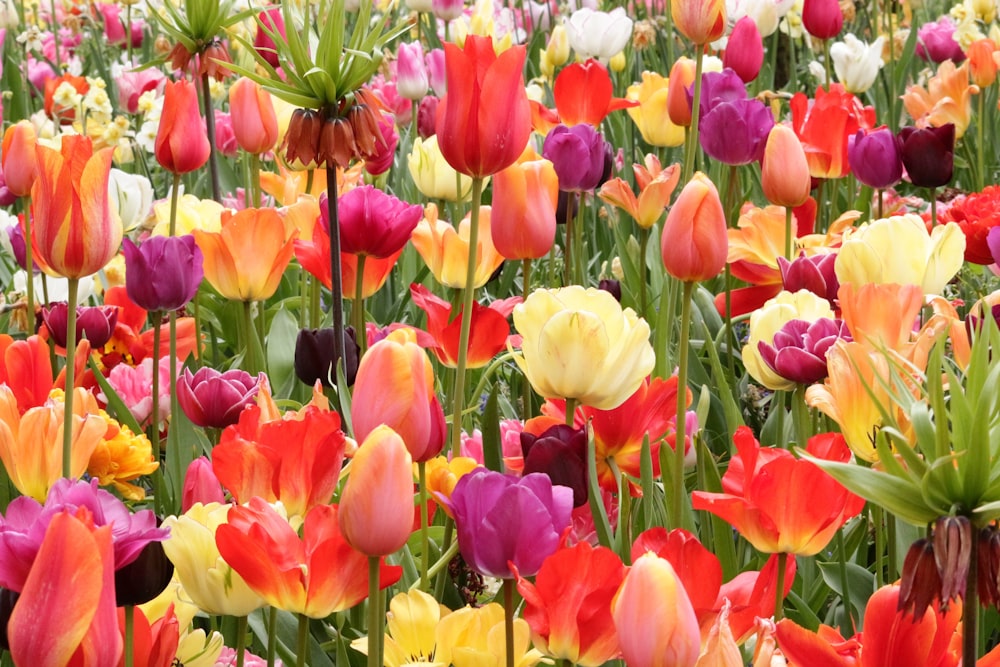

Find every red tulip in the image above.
[155,79,210,175]
[552,59,637,127]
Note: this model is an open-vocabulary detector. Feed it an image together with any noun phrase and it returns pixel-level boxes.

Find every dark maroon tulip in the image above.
[115,535,174,606]
[898,124,955,188]
[757,317,852,385]
[176,367,263,429]
[294,326,360,388]
[598,278,622,303]
[42,303,118,349]
[122,235,203,312]
[778,253,840,307]
[520,424,589,507]
[849,127,903,189]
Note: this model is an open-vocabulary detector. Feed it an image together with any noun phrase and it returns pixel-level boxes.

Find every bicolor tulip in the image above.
[193,207,297,302]
[626,71,686,147]
[122,235,204,312]
[692,427,865,555]
[551,59,637,127]
[761,125,812,208]
[512,286,655,410]
[410,283,519,368]
[154,79,210,174]
[435,34,531,178]
[802,0,843,39]
[31,135,121,279]
[1,121,38,198]
[599,155,681,229]
[396,41,429,100]
[161,502,265,617]
[338,425,415,557]
[660,172,728,283]
[848,126,903,190]
[334,185,423,259]
[217,499,401,617]
[902,64,975,138]
[611,553,701,667]
[490,154,558,259]
[41,303,118,349]
[447,468,573,579]
[790,84,875,179]
[212,404,346,518]
[515,542,626,666]
[176,367,264,429]
[630,528,722,621]
[0,334,54,413]
[8,511,122,667]
[672,0,726,45]
[410,204,504,289]
[897,124,956,187]
[351,328,446,462]
[758,317,852,385]
[228,77,278,155]
[667,58,698,127]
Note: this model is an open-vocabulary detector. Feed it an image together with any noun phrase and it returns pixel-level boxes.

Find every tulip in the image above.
[916,17,965,63]
[696,69,748,116]
[154,79,210,175]
[599,155,681,230]
[228,77,278,155]
[43,74,89,122]
[115,539,174,607]
[181,456,225,512]
[943,186,1000,265]
[778,252,840,306]
[351,328,446,462]
[630,528,723,621]
[41,303,118,349]
[396,41,429,100]
[520,423,588,507]
[564,7,633,62]
[542,124,608,192]
[661,172,728,283]
[848,127,903,190]
[176,367,263,429]
[699,98,774,166]
[408,136,475,201]
[338,425,415,557]
[491,156,558,259]
[790,84,875,179]
[161,503,265,616]
[410,204,504,289]
[724,17,764,82]
[898,124,955,189]
[552,59,637,127]
[447,468,573,579]
[294,326,360,387]
[626,71,686,147]
[193,207,297,302]
[831,34,885,94]
[902,62,976,139]
[667,58,697,127]
[758,317,852,385]
[761,125,812,208]
[31,135,121,280]
[512,286,655,410]
[0,334,54,413]
[611,553,701,667]
[968,38,998,87]
[253,7,285,68]
[122,235,203,312]
[802,0,843,39]
[672,0,726,45]
[516,542,626,666]
[334,185,423,258]
[1,121,38,198]
[435,35,530,178]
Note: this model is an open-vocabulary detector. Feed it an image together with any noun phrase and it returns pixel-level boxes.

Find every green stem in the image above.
[449,176,484,455]
[250,152,262,208]
[241,300,265,376]
[168,311,180,514]
[930,187,938,227]
[887,513,897,582]
[169,174,181,237]
[835,529,854,637]
[784,205,794,260]
[354,253,368,357]
[977,93,986,191]
[503,578,515,667]
[433,519,455,599]
[774,554,788,621]
[638,227,649,316]
[682,47,705,183]
[564,397,577,426]
[296,613,310,667]
[418,460,430,591]
[150,312,165,516]
[823,39,832,90]
[124,605,134,667]
[267,606,277,667]
[22,201,34,332]
[326,167,346,397]
[61,277,79,479]
[964,525,979,667]
[791,386,811,448]
[50,0,60,68]
[873,504,884,588]
[609,457,630,561]
[669,281,694,529]
[521,259,533,417]
[199,72,222,203]
[235,615,247,667]
[367,556,383,667]
[564,193,574,287]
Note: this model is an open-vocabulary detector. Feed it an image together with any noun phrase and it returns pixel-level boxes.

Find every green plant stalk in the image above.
[22,201,34,333]
[681,47,706,183]
[418,460,430,591]
[791,386,812,448]
[150,313,165,516]
[354,253,368,357]
[823,39,832,90]
[327,166,346,397]
[564,192,575,287]
[50,0,61,68]
[503,578,516,667]
[250,152,263,208]
[784,206,794,260]
[669,281,694,529]
[242,300,266,376]
[564,397,577,426]
[977,93,986,192]
[449,176,484,455]
[124,605,134,667]
[836,529,854,638]
[296,613,310,667]
[873,504,884,587]
[964,525,980,667]
[61,277,79,479]
[433,519,455,599]
[267,606,277,667]
[235,615,247,667]
[610,457,630,560]
[367,557,383,667]
[522,259,533,417]
[638,227,649,316]
[200,72,222,203]
[774,553,788,621]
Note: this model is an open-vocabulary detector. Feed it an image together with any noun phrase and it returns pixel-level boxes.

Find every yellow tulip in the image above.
[408,136,475,202]
[411,204,504,289]
[626,72,685,148]
[352,590,450,667]
[151,194,227,236]
[436,603,544,667]
[512,286,655,410]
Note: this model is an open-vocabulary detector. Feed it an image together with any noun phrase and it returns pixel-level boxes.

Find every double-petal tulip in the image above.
[758,317,852,385]
[564,7,633,62]
[512,286,655,411]
[940,185,1000,264]
[154,79,210,175]
[228,77,278,155]
[515,542,626,666]
[334,185,423,258]
[661,172,728,283]
[410,204,504,289]
[217,499,402,617]
[491,153,559,259]
[193,207,297,302]
[122,235,204,312]
[599,155,681,229]
[691,427,865,555]
[446,468,573,579]
[351,328,446,462]
[435,35,531,178]
[31,135,121,280]
[831,34,886,93]
[176,367,264,429]
[338,425,415,557]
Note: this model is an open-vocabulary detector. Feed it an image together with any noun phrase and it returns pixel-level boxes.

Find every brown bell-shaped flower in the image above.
[898,538,943,620]
[347,98,386,160]
[283,108,322,167]
[318,116,356,169]
[200,40,233,81]
[168,42,193,72]
[934,515,972,608]
[977,525,1000,609]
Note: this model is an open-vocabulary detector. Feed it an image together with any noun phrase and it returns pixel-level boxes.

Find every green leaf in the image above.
[807,458,941,526]
[265,306,299,399]
[481,385,503,473]
[816,560,874,622]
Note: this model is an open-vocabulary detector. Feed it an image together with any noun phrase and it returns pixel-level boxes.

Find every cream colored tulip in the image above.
[408,136,475,202]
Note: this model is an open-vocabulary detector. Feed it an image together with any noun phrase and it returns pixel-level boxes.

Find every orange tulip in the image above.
[551,59,638,127]
[599,155,681,229]
[761,125,812,208]
[9,510,122,667]
[338,425,415,557]
[411,204,505,289]
[660,172,727,282]
[672,0,726,44]
[968,39,998,87]
[193,207,297,301]
[31,135,122,280]
[0,334,55,413]
[155,79,211,174]
[1,121,39,198]
[351,328,446,462]
[491,155,559,259]
[667,58,697,127]
[790,84,876,179]
[902,60,978,139]
[229,77,279,155]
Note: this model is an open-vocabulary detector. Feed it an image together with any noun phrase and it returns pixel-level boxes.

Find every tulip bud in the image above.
[724,17,764,82]
[848,127,902,190]
[254,7,285,68]
[761,125,812,208]
[42,304,118,349]
[229,77,279,155]
[396,41,429,100]
[672,0,726,45]
[1,121,38,198]
[294,326,360,388]
[491,157,559,260]
[667,58,697,127]
[778,253,839,306]
[338,425,414,556]
[802,0,844,40]
[660,173,727,282]
[182,456,226,512]
[154,79,210,175]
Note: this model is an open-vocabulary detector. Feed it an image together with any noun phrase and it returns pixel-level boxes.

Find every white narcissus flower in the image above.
[830,34,886,93]
[564,7,633,63]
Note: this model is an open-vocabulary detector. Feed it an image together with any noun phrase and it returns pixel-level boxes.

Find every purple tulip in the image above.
[328,185,422,258]
[898,124,955,189]
[294,326,360,388]
[520,424,588,507]
[848,127,903,189]
[694,68,747,118]
[699,98,774,166]
[122,235,204,313]
[5,223,38,273]
[0,478,169,593]
[778,253,840,307]
[758,317,852,385]
[916,17,965,64]
[176,366,263,429]
[447,468,573,579]
[542,124,608,193]
[42,303,118,349]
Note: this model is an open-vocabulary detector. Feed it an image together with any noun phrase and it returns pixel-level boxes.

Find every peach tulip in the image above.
[761,125,812,208]
[228,77,279,155]
[660,172,727,283]
[672,0,726,44]
[1,121,38,198]
[491,156,558,259]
